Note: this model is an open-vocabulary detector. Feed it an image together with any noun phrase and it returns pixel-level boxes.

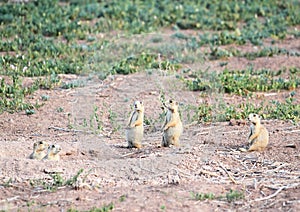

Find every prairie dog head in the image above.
[47,144,62,155]
[33,141,49,152]
[163,99,179,113]
[248,113,261,125]
[133,101,144,112]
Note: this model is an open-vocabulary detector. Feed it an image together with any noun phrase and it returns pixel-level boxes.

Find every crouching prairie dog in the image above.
[240,113,269,152]
[29,141,49,160]
[162,100,183,147]
[43,144,62,161]
[125,101,144,149]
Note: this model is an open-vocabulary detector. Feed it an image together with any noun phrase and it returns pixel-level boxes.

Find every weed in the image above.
[192,189,244,202]
[41,95,50,101]
[61,80,86,89]
[67,203,114,212]
[110,52,180,75]
[26,200,35,207]
[25,109,35,115]
[65,169,84,186]
[108,108,120,132]
[56,107,64,113]
[184,67,300,95]
[192,192,215,201]
[88,203,114,212]
[267,96,300,122]
[31,169,84,192]
[92,106,103,132]
[1,0,299,114]
[160,205,166,210]
[225,189,245,202]
[1,178,12,187]
[119,194,127,202]
[189,95,299,123]
[150,35,163,43]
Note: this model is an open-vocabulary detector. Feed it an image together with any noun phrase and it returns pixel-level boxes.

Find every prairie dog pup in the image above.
[162,100,183,147]
[43,144,62,161]
[126,101,144,149]
[241,113,269,152]
[29,141,49,160]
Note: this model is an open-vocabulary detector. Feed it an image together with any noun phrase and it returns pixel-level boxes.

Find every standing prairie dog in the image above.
[125,101,144,149]
[240,113,269,152]
[162,100,183,147]
[43,144,62,161]
[29,141,49,160]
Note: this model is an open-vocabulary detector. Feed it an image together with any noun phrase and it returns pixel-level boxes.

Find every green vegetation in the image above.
[68,203,114,212]
[30,169,84,191]
[119,195,127,202]
[192,189,244,202]
[182,66,300,123]
[184,67,300,95]
[193,95,300,123]
[0,0,299,125]
[225,189,245,202]
[192,192,216,201]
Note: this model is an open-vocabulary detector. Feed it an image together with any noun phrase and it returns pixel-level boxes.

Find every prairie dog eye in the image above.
[169,100,173,103]
[39,141,43,144]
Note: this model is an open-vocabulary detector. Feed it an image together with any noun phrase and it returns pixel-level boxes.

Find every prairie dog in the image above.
[240,113,269,152]
[43,144,62,161]
[162,100,183,147]
[29,141,49,160]
[125,101,144,148]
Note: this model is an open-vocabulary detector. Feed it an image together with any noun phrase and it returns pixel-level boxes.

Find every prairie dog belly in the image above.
[126,125,144,141]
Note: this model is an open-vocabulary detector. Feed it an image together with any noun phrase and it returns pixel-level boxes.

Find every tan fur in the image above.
[162,100,183,147]
[125,101,144,149]
[240,113,269,152]
[29,141,49,160]
[43,144,62,161]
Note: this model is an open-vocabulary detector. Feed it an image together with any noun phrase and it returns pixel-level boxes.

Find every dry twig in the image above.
[218,162,237,184]
[254,183,300,202]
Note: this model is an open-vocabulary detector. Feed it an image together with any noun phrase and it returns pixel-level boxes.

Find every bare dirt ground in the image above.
[0,37,300,211]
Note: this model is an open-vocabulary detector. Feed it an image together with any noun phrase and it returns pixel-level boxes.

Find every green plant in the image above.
[30,169,84,192]
[88,204,114,212]
[267,96,300,122]
[1,178,12,187]
[65,169,84,186]
[119,194,127,202]
[192,189,244,202]
[1,0,299,114]
[0,75,39,113]
[61,80,86,89]
[67,203,114,212]
[92,106,103,132]
[41,94,50,101]
[191,92,300,123]
[26,200,35,207]
[110,52,180,75]
[56,107,64,113]
[184,67,300,96]
[25,109,35,115]
[192,192,216,201]
[108,108,120,132]
[225,189,245,202]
